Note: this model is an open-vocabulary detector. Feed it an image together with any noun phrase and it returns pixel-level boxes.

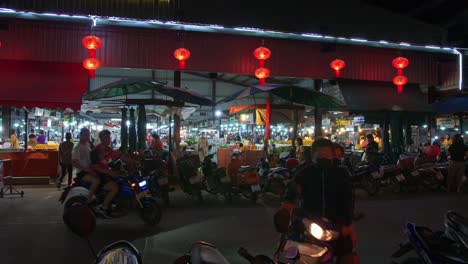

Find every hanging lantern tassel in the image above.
[330,59,346,78]
[174,48,191,70]
[393,75,408,93]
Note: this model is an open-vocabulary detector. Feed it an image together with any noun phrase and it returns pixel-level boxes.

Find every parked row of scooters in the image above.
[342,151,467,196]
[177,153,299,203]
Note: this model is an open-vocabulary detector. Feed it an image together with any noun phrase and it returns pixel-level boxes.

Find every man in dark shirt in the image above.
[447,134,468,193]
[278,138,355,261]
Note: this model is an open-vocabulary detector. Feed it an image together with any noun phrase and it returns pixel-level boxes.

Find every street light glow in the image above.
[215,110,222,117]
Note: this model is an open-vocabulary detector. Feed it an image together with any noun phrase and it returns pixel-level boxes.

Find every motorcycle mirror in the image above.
[63,205,96,238]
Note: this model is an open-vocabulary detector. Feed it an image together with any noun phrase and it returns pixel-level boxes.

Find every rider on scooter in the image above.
[90,130,139,218]
[72,128,99,207]
[277,138,356,263]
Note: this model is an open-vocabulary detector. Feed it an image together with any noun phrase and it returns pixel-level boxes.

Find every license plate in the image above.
[371,171,380,179]
[411,171,419,177]
[251,184,261,192]
[396,174,405,182]
[157,177,169,186]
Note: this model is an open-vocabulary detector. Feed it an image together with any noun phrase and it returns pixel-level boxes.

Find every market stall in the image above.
[0,150,59,177]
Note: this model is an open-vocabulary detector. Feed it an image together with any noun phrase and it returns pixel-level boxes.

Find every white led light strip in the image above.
[0,8,460,55]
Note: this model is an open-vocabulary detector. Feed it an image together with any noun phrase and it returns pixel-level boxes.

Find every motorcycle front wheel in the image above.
[139,198,162,226]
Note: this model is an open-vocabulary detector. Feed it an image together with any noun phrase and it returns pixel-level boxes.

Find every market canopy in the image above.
[0,60,88,110]
[84,78,213,106]
[219,84,345,110]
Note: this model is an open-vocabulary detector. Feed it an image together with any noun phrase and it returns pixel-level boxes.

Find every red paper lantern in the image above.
[173,48,191,69]
[393,75,408,93]
[392,57,409,75]
[330,59,346,78]
[255,67,270,84]
[254,46,271,67]
[83,58,101,78]
[82,35,102,58]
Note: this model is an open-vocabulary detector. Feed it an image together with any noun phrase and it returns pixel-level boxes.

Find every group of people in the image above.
[57,128,138,218]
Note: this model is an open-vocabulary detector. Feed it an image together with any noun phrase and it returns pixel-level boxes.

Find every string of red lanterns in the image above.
[174,48,191,70]
[330,59,346,78]
[82,35,102,78]
[253,46,271,84]
[392,56,409,93]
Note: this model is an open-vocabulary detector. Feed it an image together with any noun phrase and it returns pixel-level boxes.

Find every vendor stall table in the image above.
[217,148,264,168]
[0,151,59,177]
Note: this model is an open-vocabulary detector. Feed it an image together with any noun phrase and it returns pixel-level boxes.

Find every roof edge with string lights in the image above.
[0,8,462,55]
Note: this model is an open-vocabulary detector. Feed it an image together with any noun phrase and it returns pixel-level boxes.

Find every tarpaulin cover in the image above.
[0,60,88,110]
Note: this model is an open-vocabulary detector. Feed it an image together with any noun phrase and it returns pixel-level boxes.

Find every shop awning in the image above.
[0,60,88,110]
[338,79,431,112]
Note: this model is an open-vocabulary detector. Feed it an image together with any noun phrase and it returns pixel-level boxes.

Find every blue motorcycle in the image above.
[392,212,468,263]
[59,160,162,226]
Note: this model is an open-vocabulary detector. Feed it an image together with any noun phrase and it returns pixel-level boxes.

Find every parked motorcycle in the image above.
[201,153,233,203]
[392,211,468,263]
[141,155,172,206]
[257,156,300,197]
[345,163,381,196]
[177,154,205,203]
[226,152,262,203]
[59,159,162,226]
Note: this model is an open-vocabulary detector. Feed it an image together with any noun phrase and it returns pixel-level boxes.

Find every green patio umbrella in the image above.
[129,108,137,152]
[269,85,345,109]
[137,104,147,150]
[83,78,164,100]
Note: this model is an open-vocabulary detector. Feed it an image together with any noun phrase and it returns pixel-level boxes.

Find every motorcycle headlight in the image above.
[303,219,340,241]
[138,180,147,188]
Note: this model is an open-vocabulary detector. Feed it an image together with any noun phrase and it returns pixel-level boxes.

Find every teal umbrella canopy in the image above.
[219,84,344,110]
[83,78,163,100]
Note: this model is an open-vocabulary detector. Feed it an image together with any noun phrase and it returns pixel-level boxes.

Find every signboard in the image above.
[322,118,331,126]
[353,116,365,123]
[336,120,350,126]
[34,107,44,116]
[436,118,455,128]
[43,109,51,117]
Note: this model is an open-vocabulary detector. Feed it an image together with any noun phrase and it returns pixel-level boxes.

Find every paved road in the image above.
[0,186,467,263]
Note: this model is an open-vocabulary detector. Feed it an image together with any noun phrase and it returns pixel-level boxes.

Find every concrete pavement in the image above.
[0,186,467,263]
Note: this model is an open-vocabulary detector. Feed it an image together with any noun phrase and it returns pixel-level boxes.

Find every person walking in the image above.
[447,134,468,193]
[57,132,74,188]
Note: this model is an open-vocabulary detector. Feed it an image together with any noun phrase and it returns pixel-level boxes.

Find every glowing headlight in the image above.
[303,219,340,242]
[310,223,324,240]
[138,181,147,187]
